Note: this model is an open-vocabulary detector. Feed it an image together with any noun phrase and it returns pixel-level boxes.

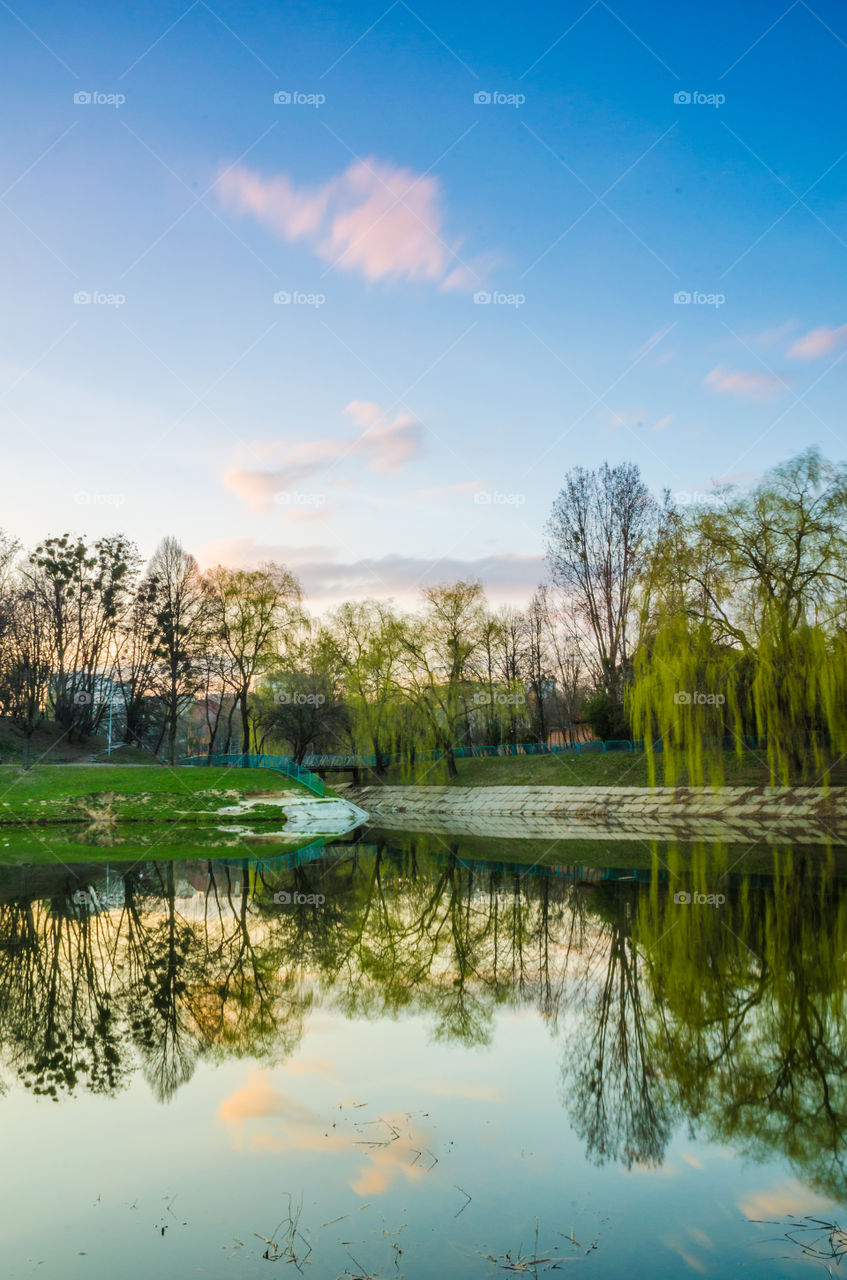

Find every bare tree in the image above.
[148,537,207,765]
[546,462,656,701]
[0,583,52,767]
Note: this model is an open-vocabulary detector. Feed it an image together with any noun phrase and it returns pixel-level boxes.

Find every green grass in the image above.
[0,763,309,825]
[357,749,847,789]
[365,825,847,874]
[0,822,321,864]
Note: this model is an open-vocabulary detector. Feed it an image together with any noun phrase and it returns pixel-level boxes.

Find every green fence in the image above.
[180,752,325,797]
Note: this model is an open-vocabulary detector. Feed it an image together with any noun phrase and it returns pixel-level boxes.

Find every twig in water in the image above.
[454,1186,472,1218]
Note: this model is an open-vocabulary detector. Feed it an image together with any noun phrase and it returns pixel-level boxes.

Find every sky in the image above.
[2,0,847,609]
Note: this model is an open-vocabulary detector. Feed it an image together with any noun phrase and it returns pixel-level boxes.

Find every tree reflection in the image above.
[0,838,843,1201]
[563,883,672,1169]
[635,846,847,1201]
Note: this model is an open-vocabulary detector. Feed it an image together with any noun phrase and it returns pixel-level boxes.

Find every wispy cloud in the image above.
[221,401,424,512]
[787,322,847,359]
[703,364,787,402]
[219,1072,433,1197]
[217,157,484,289]
[196,540,545,607]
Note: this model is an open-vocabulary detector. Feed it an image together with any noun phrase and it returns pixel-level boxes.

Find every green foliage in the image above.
[582,689,629,741]
[630,450,847,784]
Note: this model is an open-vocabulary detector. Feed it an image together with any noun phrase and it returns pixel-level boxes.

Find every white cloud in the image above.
[217,157,485,290]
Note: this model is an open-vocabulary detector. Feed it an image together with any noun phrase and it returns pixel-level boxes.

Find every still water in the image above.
[0,829,844,1278]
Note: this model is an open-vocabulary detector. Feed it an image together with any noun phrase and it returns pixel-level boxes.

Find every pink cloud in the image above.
[787,323,847,359]
[219,1073,433,1197]
[195,539,546,610]
[221,401,424,512]
[217,158,483,289]
[703,364,787,402]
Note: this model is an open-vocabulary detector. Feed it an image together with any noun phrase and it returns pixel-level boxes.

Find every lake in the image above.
[0,827,843,1277]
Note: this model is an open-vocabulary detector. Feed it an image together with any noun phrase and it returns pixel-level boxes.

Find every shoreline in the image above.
[348,784,847,844]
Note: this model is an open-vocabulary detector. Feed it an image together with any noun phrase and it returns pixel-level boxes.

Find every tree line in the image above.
[0,843,843,1200]
[1,446,845,777]
[0,533,587,771]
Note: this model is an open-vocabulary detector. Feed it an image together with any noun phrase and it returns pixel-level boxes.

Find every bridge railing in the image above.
[179,752,325,797]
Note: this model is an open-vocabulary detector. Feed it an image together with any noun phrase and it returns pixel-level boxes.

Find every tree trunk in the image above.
[239,687,251,756]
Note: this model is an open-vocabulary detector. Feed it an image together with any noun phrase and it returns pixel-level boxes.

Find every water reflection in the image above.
[0,837,844,1205]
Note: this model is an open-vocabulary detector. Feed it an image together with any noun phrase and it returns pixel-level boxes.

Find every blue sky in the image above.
[2,0,847,605]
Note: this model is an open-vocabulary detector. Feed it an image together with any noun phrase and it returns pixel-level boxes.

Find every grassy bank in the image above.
[0,763,308,826]
[0,821,320,865]
[354,749,847,789]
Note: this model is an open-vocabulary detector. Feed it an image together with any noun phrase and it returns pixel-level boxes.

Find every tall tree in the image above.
[395,582,486,777]
[546,462,656,703]
[23,534,138,738]
[0,582,52,767]
[202,562,302,755]
[148,538,207,765]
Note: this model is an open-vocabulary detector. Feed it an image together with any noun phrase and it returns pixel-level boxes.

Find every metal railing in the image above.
[183,734,774,778]
[180,752,325,796]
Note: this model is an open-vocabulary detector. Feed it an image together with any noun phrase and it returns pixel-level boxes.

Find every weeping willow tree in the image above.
[630,450,847,785]
[634,842,847,1201]
[391,581,487,779]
